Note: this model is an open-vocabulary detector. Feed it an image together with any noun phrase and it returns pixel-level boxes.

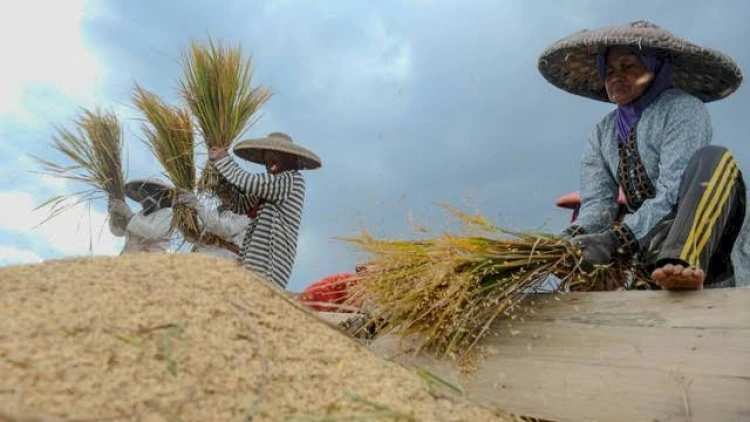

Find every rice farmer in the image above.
[556,189,627,224]
[539,20,749,290]
[298,264,367,313]
[207,132,322,289]
[108,178,175,254]
[173,184,253,261]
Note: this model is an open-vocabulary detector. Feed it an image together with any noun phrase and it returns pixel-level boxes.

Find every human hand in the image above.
[572,230,618,271]
[560,225,584,240]
[174,191,200,209]
[108,198,133,219]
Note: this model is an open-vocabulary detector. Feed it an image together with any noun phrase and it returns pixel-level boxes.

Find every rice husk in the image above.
[0,253,515,422]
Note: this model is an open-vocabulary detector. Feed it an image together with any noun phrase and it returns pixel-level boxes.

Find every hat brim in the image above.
[232,137,322,170]
[538,24,743,103]
[125,179,174,203]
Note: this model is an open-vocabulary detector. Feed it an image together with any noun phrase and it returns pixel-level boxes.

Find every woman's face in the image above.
[264,151,298,174]
[604,48,652,105]
[264,151,283,174]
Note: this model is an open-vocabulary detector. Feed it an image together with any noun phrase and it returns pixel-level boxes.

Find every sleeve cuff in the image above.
[564,225,586,237]
[213,155,234,173]
[612,223,639,256]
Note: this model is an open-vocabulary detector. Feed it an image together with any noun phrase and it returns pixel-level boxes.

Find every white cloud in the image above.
[0,0,103,121]
[0,247,43,266]
[0,190,122,257]
[362,16,412,82]
[299,15,413,116]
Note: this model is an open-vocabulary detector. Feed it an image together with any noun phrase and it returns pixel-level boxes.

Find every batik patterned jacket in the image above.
[575,88,750,283]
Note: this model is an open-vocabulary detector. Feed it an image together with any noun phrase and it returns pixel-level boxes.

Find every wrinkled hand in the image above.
[174,191,200,209]
[108,198,133,220]
[573,230,619,271]
[208,147,229,162]
[560,225,584,240]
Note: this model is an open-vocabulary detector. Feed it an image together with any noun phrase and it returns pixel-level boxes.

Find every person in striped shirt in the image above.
[207,132,322,289]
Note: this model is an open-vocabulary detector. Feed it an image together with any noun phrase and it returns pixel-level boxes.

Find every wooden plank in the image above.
[369,287,750,422]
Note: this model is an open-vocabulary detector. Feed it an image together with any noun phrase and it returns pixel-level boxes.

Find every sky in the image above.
[1,0,749,292]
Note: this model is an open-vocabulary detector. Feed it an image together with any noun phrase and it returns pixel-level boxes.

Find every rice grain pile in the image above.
[0,253,516,422]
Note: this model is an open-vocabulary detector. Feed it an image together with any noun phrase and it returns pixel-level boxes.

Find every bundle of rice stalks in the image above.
[133,84,241,255]
[32,107,126,225]
[341,205,649,358]
[132,85,197,239]
[178,36,272,201]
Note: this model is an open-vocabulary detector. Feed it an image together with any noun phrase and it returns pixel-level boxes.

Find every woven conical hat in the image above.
[125,178,173,203]
[538,20,743,103]
[233,132,322,170]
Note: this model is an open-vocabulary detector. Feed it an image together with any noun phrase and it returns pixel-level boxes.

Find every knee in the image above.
[692,145,731,162]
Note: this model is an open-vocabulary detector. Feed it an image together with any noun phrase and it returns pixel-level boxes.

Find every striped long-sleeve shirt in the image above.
[214,156,306,289]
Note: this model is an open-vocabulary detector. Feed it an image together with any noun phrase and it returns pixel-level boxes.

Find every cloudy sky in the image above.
[1,0,748,291]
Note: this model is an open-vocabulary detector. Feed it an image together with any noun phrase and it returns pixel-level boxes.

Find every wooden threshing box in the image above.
[370,287,750,422]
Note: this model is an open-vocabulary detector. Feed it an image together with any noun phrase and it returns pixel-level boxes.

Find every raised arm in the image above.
[107,198,133,237]
[213,155,296,202]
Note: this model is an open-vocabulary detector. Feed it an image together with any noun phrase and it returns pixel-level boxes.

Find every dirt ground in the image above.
[0,253,516,422]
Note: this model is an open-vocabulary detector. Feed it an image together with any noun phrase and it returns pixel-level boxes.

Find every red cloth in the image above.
[248,197,265,219]
[299,273,361,313]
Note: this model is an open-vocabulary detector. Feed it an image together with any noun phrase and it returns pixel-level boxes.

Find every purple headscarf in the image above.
[597,47,674,142]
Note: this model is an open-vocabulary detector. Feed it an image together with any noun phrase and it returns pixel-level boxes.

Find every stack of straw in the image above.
[342,205,648,358]
[33,108,126,225]
[178,37,271,207]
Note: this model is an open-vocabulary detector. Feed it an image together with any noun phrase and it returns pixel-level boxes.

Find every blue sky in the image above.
[1,0,749,292]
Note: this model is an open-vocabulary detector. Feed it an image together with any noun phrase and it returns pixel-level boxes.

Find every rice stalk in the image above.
[178,36,272,200]
[31,107,126,225]
[133,84,242,254]
[340,204,650,358]
[133,84,197,240]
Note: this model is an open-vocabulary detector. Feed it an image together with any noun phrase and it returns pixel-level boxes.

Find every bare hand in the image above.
[208,147,229,161]
[174,191,200,209]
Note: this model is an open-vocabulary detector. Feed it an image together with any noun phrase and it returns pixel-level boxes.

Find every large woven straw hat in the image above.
[538,20,743,103]
[125,178,174,203]
[233,132,322,170]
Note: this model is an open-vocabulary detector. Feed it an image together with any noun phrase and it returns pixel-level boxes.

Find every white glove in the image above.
[109,198,134,220]
[175,191,200,209]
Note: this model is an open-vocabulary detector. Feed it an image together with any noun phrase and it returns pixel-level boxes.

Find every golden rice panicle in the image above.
[132,83,199,241]
[78,108,126,201]
[178,36,272,196]
[32,107,126,225]
[342,205,637,358]
[133,83,243,254]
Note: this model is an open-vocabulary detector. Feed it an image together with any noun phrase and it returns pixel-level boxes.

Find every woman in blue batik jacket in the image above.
[538,20,749,290]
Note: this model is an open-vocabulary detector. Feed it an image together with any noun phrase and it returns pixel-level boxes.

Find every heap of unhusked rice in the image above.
[0,253,516,422]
